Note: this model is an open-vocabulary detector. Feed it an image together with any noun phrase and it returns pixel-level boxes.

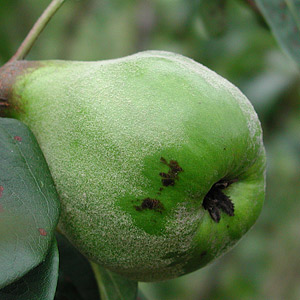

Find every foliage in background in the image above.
[255,0,300,66]
[0,0,299,299]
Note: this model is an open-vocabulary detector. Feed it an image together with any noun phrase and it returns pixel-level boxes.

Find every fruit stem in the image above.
[8,0,66,62]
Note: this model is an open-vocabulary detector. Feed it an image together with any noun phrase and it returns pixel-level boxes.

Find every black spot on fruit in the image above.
[202,179,237,223]
[135,198,165,213]
[159,157,183,187]
[159,175,174,187]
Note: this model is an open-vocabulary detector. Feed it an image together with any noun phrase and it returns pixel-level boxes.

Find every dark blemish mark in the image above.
[227,225,230,229]
[202,179,237,223]
[200,251,207,258]
[38,228,47,236]
[159,187,164,192]
[0,186,3,197]
[223,147,226,150]
[14,136,22,142]
[135,198,165,213]
[159,157,183,187]
[159,175,174,187]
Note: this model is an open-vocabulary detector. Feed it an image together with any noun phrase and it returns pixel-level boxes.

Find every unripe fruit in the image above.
[0,51,266,281]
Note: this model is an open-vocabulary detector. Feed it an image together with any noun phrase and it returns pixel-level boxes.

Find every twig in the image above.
[9,0,66,62]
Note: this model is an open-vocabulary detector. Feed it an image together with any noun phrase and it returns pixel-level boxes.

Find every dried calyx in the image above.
[202,179,237,222]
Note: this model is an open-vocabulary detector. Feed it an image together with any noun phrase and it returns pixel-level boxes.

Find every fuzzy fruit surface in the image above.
[2,51,266,281]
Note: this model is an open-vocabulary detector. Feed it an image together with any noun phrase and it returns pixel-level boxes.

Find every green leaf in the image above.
[90,263,138,300]
[54,233,100,300]
[0,118,60,288]
[0,239,59,300]
[255,0,300,66]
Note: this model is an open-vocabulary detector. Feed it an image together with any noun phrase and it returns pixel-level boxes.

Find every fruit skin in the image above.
[0,51,266,282]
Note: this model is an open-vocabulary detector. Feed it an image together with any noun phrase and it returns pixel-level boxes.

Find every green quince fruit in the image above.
[0,51,266,282]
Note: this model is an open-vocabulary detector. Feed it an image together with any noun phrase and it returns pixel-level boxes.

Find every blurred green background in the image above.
[1,0,299,299]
